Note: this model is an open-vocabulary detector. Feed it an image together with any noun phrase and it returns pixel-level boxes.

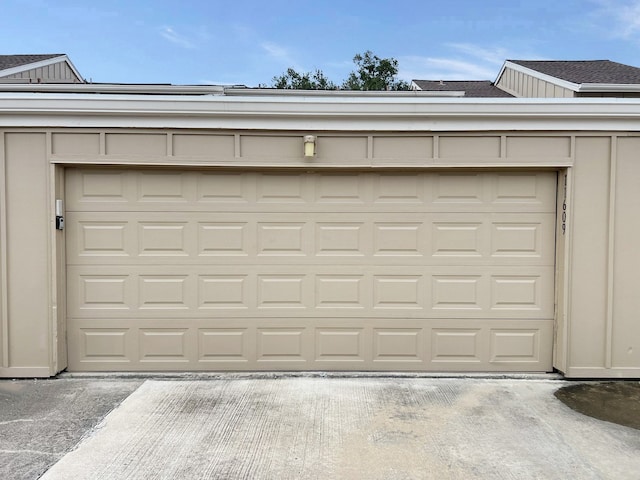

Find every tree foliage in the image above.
[271,68,336,90]
[270,51,410,91]
[342,51,410,91]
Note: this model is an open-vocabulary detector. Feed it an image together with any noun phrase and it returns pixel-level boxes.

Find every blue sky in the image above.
[2,0,640,87]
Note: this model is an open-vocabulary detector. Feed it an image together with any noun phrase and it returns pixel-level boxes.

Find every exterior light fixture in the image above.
[304,135,316,157]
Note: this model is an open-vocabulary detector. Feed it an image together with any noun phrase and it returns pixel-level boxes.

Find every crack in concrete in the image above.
[0,418,35,426]
[0,449,55,456]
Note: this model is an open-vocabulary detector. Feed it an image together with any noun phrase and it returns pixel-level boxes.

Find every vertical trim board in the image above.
[605,137,617,369]
[0,132,7,368]
[564,167,575,373]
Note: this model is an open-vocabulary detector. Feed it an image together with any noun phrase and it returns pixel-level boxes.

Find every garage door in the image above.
[65,168,556,372]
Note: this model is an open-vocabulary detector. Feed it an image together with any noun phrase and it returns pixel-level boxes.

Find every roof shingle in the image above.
[411,80,513,97]
[0,54,64,72]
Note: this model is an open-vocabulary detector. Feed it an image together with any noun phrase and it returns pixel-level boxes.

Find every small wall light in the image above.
[304,135,316,157]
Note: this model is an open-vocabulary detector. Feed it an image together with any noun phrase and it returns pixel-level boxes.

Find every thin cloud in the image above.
[445,44,511,66]
[260,42,291,61]
[617,0,640,28]
[399,56,497,81]
[232,23,256,43]
[200,79,248,86]
[260,42,302,70]
[261,42,289,59]
[400,44,547,81]
[160,27,196,49]
[325,60,353,69]
[592,0,640,38]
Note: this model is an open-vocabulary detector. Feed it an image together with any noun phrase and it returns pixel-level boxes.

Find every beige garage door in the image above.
[65,168,556,372]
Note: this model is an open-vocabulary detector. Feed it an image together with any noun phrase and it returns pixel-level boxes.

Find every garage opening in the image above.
[65,168,556,372]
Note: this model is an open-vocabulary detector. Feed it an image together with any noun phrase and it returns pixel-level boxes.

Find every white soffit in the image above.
[2,92,640,131]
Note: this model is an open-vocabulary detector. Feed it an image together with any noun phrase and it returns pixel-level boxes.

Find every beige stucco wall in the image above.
[611,138,640,372]
[497,67,575,98]
[0,128,638,378]
[0,133,54,376]
[562,136,640,377]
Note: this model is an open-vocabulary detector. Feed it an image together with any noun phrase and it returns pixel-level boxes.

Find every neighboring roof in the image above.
[0,54,83,82]
[411,80,513,97]
[0,82,226,95]
[508,60,640,85]
[0,54,64,71]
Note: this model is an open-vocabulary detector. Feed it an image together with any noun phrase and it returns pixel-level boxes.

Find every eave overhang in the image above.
[578,83,640,93]
[1,92,640,132]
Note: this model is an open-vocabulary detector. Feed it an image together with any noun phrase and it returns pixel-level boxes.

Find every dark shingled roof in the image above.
[509,60,640,85]
[411,80,513,97]
[0,54,64,72]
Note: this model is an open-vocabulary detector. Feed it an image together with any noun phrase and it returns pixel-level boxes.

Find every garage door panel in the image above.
[490,172,557,209]
[314,173,369,204]
[198,327,252,363]
[66,220,134,258]
[66,318,553,371]
[66,211,555,266]
[70,273,134,312]
[137,171,192,203]
[197,171,253,204]
[66,170,556,213]
[74,327,131,363]
[67,265,553,319]
[137,328,195,364]
[65,168,131,206]
[67,168,556,372]
[373,174,426,204]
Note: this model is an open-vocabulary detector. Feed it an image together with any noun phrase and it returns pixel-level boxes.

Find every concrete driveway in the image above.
[2,376,640,479]
[0,377,143,479]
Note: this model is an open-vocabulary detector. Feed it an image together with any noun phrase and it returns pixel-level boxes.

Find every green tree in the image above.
[270,51,409,90]
[342,51,410,91]
[271,68,336,90]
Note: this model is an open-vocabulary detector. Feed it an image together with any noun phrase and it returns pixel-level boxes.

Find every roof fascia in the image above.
[224,88,465,97]
[494,62,509,85]
[1,93,640,132]
[59,54,84,81]
[498,61,581,92]
[0,83,225,95]
[578,83,640,92]
[0,55,84,81]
